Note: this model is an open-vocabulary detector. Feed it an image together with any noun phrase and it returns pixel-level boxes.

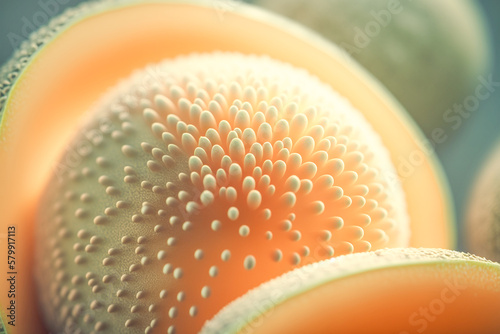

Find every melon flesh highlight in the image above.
[0,1,454,333]
[202,248,500,334]
[35,52,409,334]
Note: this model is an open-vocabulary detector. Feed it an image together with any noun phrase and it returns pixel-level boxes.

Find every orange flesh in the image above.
[0,2,453,333]
[239,263,500,334]
[35,53,410,333]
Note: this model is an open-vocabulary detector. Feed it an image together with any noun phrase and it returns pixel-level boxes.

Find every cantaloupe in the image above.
[251,0,492,137]
[202,248,500,334]
[0,1,454,333]
[466,140,500,263]
[34,52,412,334]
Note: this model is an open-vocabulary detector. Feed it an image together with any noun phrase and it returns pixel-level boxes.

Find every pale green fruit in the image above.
[252,0,492,137]
[466,140,500,262]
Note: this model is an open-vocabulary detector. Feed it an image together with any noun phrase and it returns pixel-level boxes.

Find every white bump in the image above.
[239,225,250,237]
[227,207,239,221]
[209,266,219,277]
[221,250,231,261]
[194,249,204,260]
[244,255,256,270]
[173,268,183,279]
[201,286,211,298]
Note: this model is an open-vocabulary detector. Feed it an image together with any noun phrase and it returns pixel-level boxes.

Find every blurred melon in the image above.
[252,0,492,137]
[466,139,500,262]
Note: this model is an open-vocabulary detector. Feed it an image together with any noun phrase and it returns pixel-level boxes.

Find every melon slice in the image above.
[202,248,500,334]
[0,0,454,333]
[34,52,411,334]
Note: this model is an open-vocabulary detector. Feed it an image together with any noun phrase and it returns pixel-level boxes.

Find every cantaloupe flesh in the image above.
[205,255,500,334]
[240,264,500,334]
[0,1,454,333]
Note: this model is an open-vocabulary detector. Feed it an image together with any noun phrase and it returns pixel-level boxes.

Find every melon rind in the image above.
[201,248,500,334]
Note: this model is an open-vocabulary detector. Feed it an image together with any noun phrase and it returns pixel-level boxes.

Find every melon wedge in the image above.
[202,248,500,334]
[0,0,454,333]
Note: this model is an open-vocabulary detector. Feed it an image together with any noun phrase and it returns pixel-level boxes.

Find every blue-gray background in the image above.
[0,0,498,250]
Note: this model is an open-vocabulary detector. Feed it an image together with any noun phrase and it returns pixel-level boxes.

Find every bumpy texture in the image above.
[201,248,500,334]
[35,53,408,334]
[466,141,500,262]
[252,0,491,136]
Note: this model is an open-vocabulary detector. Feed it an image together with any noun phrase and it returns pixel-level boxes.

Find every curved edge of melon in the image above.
[201,248,500,334]
[466,138,500,262]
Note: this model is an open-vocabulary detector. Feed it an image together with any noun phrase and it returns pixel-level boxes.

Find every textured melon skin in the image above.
[251,0,492,137]
[35,52,410,334]
[201,248,500,334]
[0,1,455,333]
[466,140,500,263]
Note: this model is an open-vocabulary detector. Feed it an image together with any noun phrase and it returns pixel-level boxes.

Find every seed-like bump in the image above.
[189,306,198,317]
[194,249,204,260]
[209,266,219,277]
[273,249,283,262]
[157,250,167,260]
[125,319,134,328]
[201,286,211,298]
[167,237,177,246]
[163,264,173,275]
[169,307,178,318]
[173,268,183,279]
[239,225,250,237]
[90,300,101,310]
[74,255,85,265]
[129,264,140,272]
[244,255,256,270]
[74,208,87,218]
[121,145,138,157]
[107,304,118,313]
[177,291,186,302]
[211,220,222,231]
[221,250,231,262]
[227,207,239,221]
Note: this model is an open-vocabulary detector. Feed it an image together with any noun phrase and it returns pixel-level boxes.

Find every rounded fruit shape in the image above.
[0,0,454,332]
[35,52,411,334]
[252,0,492,137]
[466,140,500,262]
[202,248,500,334]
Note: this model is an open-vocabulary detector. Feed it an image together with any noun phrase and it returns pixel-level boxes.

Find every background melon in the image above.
[466,139,500,262]
[202,248,500,334]
[250,0,492,138]
[0,1,454,333]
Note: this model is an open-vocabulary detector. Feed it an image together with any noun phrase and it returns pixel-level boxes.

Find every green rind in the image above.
[200,248,500,334]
